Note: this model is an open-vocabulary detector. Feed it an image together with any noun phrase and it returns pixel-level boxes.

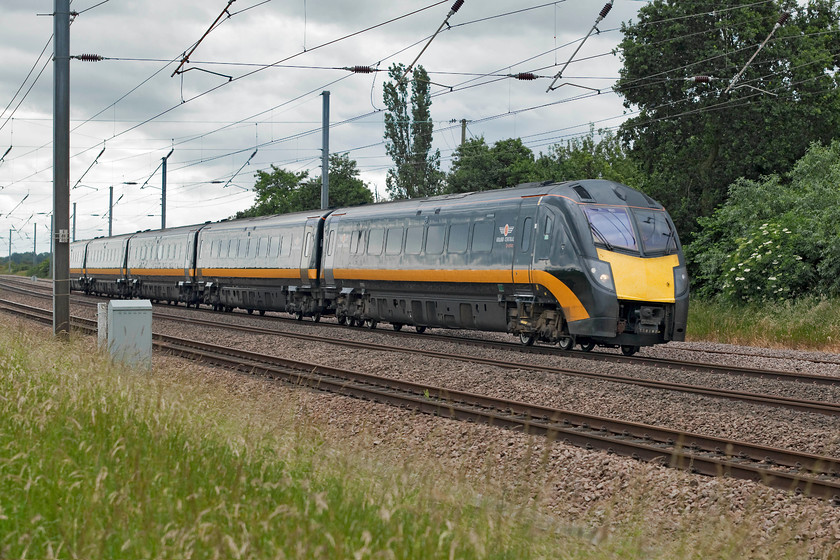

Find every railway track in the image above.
[4,294,839,416]
[2,298,839,503]
[2,277,838,389]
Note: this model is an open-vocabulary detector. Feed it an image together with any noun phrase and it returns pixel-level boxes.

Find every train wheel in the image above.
[519,333,536,346]
[392,323,403,331]
[259,310,266,316]
[337,315,347,326]
[621,345,639,356]
[313,313,321,323]
[579,341,596,352]
[296,311,304,321]
[367,320,378,329]
[415,326,426,334]
[558,335,576,351]
[247,309,254,315]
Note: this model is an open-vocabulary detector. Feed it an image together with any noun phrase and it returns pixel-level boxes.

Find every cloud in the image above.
[1,0,642,249]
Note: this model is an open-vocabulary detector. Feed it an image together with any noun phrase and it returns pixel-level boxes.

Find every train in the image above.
[69,179,689,355]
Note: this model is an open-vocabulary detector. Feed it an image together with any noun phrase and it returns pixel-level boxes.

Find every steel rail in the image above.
[3,276,840,387]
[3,298,839,502]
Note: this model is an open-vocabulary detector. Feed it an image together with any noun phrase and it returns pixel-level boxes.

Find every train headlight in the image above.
[585,258,615,293]
[674,266,689,296]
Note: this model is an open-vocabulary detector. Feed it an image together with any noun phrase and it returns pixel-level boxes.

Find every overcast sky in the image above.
[1,0,650,253]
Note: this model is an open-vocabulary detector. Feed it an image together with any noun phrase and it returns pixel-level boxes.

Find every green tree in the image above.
[383,64,443,199]
[616,0,840,235]
[446,137,535,193]
[234,154,373,218]
[531,128,640,186]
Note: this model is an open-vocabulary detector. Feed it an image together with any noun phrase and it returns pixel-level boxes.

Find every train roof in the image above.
[73,180,665,243]
[331,180,664,219]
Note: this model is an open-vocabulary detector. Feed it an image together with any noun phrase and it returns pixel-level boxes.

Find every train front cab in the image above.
[534,183,688,353]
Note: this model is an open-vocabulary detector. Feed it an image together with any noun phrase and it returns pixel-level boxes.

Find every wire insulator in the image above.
[692,75,712,83]
[74,54,103,62]
[451,0,465,13]
[777,12,790,25]
[348,66,375,74]
[514,73,538,81]
[598,2,612,19]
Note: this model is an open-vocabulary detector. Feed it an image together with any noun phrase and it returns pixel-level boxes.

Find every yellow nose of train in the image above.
[596,249,681,302]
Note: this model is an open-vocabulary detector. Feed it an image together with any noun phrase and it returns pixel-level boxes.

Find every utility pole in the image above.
[108,186,113,237]
[8,229,11,273]
[461,118,467,146]
[72,202,76,242]
[48,220,54,278]
[53,0,71,337]
[321,90,330,210]
[161,149,173,229]
[33,224,37,267]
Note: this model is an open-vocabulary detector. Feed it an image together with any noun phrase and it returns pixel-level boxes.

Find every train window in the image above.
[304,232,313,257]
[239,239,247,257]
[448,224,468,253]
[583,207,637,252]
[544,216,553,239]
[425,225,445,254]
[385,227,403,255]
[326,230,335,256]
[521,217,533,251]
[471,222,494,253]
[634,209,674,254]
[405,226,423,254]
[281,235,292,257]
[350,230,365,254]
[271,236,281,257]
[248,238,257,259]
[367,229,384,255]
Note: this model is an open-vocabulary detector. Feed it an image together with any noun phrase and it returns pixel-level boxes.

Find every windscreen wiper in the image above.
[589,223,614,251]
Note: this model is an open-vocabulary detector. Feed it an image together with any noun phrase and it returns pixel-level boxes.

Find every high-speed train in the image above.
[70,180,689,355]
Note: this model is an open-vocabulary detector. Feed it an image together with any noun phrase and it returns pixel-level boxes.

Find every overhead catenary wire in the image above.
[546,1,613,92]
[399,0,465,81]
[0,2,832,226]
[724,11,790,93]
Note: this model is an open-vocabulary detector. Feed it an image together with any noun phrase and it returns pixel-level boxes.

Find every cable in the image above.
[0,36,53,135]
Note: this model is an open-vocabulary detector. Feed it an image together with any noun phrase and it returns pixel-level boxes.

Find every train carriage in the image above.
[126,225,204,305]
[323,191,529,330]
[194,210,330,316]
[81,233,134,297]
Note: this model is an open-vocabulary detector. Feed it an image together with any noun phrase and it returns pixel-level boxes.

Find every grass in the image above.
[687,296,840,351]
[1,319,838,558]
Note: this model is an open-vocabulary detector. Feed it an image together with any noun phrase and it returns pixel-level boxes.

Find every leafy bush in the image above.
[688,140,840,301]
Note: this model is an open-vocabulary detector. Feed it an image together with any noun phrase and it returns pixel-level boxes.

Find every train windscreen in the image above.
[634,208,675,254]
[583,206,637,252]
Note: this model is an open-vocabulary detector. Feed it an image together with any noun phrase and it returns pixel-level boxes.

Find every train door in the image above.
[299,216,325,287]
[511,196,540,285]
[534,204,561,266]
[322,215,341,286]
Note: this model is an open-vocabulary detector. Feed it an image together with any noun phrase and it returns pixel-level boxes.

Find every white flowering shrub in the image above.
[719,221,815,302]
